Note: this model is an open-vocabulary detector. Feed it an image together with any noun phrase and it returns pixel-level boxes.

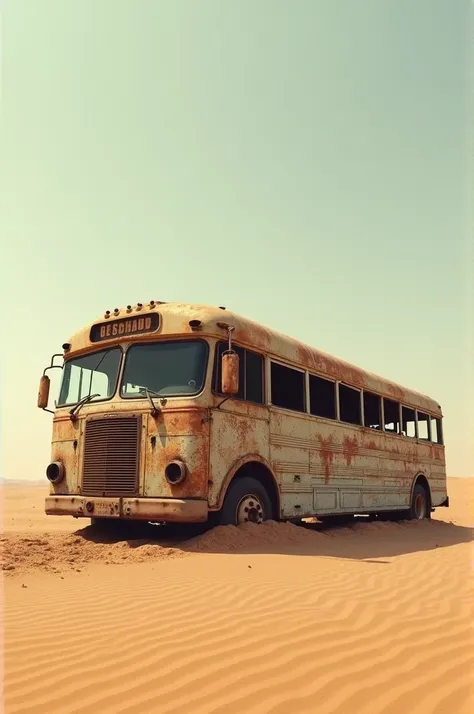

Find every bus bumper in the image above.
[439,495,449,507]
[45,495,208,523]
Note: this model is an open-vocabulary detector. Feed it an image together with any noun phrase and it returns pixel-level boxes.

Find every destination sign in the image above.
[90,313,160,343]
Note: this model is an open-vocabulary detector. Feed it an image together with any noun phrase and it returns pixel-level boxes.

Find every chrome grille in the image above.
[82,416,140,496]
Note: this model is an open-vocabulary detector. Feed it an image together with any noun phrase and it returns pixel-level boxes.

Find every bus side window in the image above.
[402,406,416,437]
[309,375,336,419]
[431,417,443,444]
[339,384,362,425]
[363,391,381,430]
[271,362,305,413]
[383,398,401,434]
[417,412,430,440]
[245,350,264,404]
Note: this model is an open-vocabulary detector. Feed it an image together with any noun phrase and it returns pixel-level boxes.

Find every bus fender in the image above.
[409,473,432,508]
[212,454,279,512]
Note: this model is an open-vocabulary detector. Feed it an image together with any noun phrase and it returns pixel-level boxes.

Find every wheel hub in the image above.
[236,494,264,525]
[414,493,426,519]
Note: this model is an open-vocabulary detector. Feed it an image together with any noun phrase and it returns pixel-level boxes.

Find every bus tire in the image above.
[217,476,274,526]
[408,483,430,520]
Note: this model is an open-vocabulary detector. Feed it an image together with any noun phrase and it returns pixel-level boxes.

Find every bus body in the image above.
[39,302,448,526]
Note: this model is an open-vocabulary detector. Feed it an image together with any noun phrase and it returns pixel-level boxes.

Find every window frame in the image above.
[308,372,338,421]
[58,346,123,407]
[338,382,363,427]
[269,359,307,414]
[401,404,418,438]
[430,416,444,445]
[362,389,383,431]
[416,410,432,441]
[121,338,210,400]
[382,397,402,435]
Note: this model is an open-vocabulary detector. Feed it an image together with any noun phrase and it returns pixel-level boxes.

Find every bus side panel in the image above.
[208,404,269,508]
[271,412,446,516]
[270,409,316,518]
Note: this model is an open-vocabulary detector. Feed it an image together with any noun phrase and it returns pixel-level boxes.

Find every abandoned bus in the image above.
[38,302,448,528]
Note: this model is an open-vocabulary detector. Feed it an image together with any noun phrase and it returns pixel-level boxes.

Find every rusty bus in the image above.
[38,301,448,528]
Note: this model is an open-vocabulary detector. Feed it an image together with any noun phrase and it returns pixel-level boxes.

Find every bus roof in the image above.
[65,302,442,416]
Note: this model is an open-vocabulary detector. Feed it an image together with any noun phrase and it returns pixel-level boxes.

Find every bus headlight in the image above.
[165,460,186,485]
[46,461,65,484]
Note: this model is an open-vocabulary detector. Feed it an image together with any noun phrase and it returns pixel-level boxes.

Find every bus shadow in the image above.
[75,517,473,562]
[284,519,473,561]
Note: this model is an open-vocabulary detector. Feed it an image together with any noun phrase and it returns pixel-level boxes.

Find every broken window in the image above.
[309,374,336,420]
[402,406,416,437]
[383,398,400,433]
[271,362,305,412]
[431,416,443,444]
[339,384,362,425]
[213,342,264,404]
[363,391,382,429]
[417,411,430,440]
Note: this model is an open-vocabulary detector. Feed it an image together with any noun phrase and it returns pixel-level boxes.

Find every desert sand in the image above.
[1,477,473,714]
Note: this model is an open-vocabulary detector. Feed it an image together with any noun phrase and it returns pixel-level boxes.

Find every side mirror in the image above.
[37,375,51,409]
[221,350,239,395]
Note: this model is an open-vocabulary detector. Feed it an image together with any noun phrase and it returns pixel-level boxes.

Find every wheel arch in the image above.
[212,454,280,518]
[410,472,432,509]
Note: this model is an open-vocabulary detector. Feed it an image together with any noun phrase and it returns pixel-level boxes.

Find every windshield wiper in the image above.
[69,393,100,421]
[138,388,165,416]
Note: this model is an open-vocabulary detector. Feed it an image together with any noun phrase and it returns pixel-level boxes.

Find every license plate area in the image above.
[86,498,121,518]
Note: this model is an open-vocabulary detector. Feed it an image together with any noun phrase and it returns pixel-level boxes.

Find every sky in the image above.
[1,0,472,480]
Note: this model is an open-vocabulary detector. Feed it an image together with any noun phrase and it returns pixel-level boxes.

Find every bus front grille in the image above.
[82,416,140,496]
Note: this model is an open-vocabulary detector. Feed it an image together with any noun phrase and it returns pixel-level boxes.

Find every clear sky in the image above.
[1,0,472,479]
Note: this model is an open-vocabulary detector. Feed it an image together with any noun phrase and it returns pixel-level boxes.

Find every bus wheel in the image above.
[218,477,273,526]
[408,484,430,520]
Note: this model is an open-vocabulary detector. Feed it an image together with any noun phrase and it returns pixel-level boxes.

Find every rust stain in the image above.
[235,327,268,351]
[343,436,358,466]
[296,344,367,387]
[295,345,315,371]
[318,435,335,484]
[387,383,406,402]
[146,409,210,499]
[152,409,205,436]
[234,418,255,449]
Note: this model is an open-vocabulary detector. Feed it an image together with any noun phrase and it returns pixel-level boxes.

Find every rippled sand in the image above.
[2,477,473,714]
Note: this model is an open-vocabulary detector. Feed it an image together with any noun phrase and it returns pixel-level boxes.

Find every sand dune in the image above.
[2,478,473,713]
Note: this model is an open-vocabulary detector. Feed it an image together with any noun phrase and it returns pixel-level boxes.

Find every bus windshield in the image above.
[58,348,122,406]
[120,340,208,398]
